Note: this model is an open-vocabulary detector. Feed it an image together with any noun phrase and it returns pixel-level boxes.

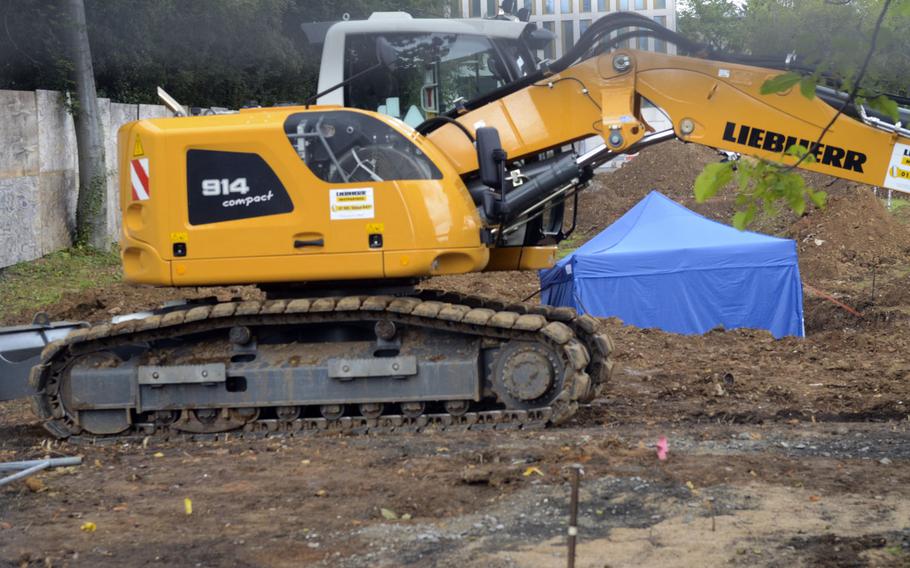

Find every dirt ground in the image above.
[2,142,910,567]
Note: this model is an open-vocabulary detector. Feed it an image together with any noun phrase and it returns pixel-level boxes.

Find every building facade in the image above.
[453,0,677,59]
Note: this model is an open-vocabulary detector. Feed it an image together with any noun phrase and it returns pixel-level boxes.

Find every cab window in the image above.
[344,32,513,127]
[284,110,442,183]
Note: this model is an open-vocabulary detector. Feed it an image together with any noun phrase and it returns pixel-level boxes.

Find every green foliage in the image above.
[0,247,121,323]
[869,94,901,122]
[687,0,906,228]
[678,0,910,97]
[783,144,817,167]
[760,71,824,102]
[799,75,817,100]
[760,72,802,95]
[556,233,585,259]
[678,0,746,52]
[696,157,827,231]
[694,162,734,202]
[75,175,107,248]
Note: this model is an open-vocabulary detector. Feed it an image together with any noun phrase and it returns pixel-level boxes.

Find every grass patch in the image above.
[880,197,910,226]
[556,232,590,260]
[0,247,121,322]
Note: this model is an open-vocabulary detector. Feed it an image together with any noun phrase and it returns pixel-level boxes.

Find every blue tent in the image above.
[540,191,804,338]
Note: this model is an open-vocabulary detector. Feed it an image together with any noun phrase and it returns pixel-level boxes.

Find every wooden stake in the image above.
[568,466,581,568]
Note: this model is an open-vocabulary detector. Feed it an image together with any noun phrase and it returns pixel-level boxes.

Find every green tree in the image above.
[0,0,449,108]
[684,0,907,226]
[742,0,908,96]
[680,0,909,96]
[678,0,746,52]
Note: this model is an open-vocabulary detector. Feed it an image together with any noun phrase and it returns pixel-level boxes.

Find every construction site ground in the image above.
[2,142,910,567]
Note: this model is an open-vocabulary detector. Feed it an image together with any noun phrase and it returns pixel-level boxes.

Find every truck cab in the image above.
[305,12,545,127]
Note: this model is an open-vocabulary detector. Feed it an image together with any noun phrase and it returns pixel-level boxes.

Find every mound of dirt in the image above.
[789,184,910,282]
[574,141,734,238]
[573,142,909,288]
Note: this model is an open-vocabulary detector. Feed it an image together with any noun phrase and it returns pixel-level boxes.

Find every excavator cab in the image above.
[300,13,570,261]
[310,13,548,126]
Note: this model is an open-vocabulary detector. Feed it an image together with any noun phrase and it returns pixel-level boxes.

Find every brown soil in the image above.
[790,185,910,282]
[30,284,263,325]
[3,142,910,567]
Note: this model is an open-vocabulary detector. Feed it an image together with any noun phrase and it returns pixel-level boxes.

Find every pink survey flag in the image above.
[656,436,668,461]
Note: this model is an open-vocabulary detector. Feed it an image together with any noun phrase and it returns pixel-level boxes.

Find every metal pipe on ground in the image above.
[0,457,83,487]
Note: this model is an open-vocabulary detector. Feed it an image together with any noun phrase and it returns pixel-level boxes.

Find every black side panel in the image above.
[186,150,294,225]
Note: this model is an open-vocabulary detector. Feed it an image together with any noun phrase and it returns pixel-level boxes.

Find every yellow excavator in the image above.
[22,12,910,439]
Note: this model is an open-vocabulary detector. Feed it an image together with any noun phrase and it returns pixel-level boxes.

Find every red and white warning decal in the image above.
[130,158,150,201]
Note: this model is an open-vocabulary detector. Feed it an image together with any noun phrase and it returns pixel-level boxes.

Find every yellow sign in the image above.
[892,166,910,180]
[170,231,188,243]
[902,156,910,167]
[366,222,384,233]
[133,136,145,157]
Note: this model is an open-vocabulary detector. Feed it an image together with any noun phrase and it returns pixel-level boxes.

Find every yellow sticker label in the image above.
[170,232,188,243]
[885,143,910,191]
[133,136,145,157]
[366,222,384,233]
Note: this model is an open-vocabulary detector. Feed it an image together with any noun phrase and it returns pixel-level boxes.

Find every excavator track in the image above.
[28,294,613,442]
[415,289,614,402]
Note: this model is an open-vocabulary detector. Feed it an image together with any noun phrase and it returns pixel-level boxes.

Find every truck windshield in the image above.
[344,32,521,127]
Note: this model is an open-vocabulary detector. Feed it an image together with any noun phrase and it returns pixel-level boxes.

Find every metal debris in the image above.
[0,456,83,487]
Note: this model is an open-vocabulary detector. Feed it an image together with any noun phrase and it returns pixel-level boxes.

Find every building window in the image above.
[522,0,536,14]
[618,0,629,10]
[542,0,554,14]
[580,18,592,35]
[634,0,646,9]
[542,21,556,59]
[597,0,607,9]
[653,0,666,8]
[561,20,575,53]
[560,0,573,14]
[581,0,591,12]
[653,15,667,52]
[470,0,481,17]
[487,0,497,16]
[636,36,648,50]
[616,26,630,48]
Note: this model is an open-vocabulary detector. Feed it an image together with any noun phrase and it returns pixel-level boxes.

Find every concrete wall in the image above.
[0,90,172,268]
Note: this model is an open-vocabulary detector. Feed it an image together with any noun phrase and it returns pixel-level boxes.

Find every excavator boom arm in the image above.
[428,49,910,193]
